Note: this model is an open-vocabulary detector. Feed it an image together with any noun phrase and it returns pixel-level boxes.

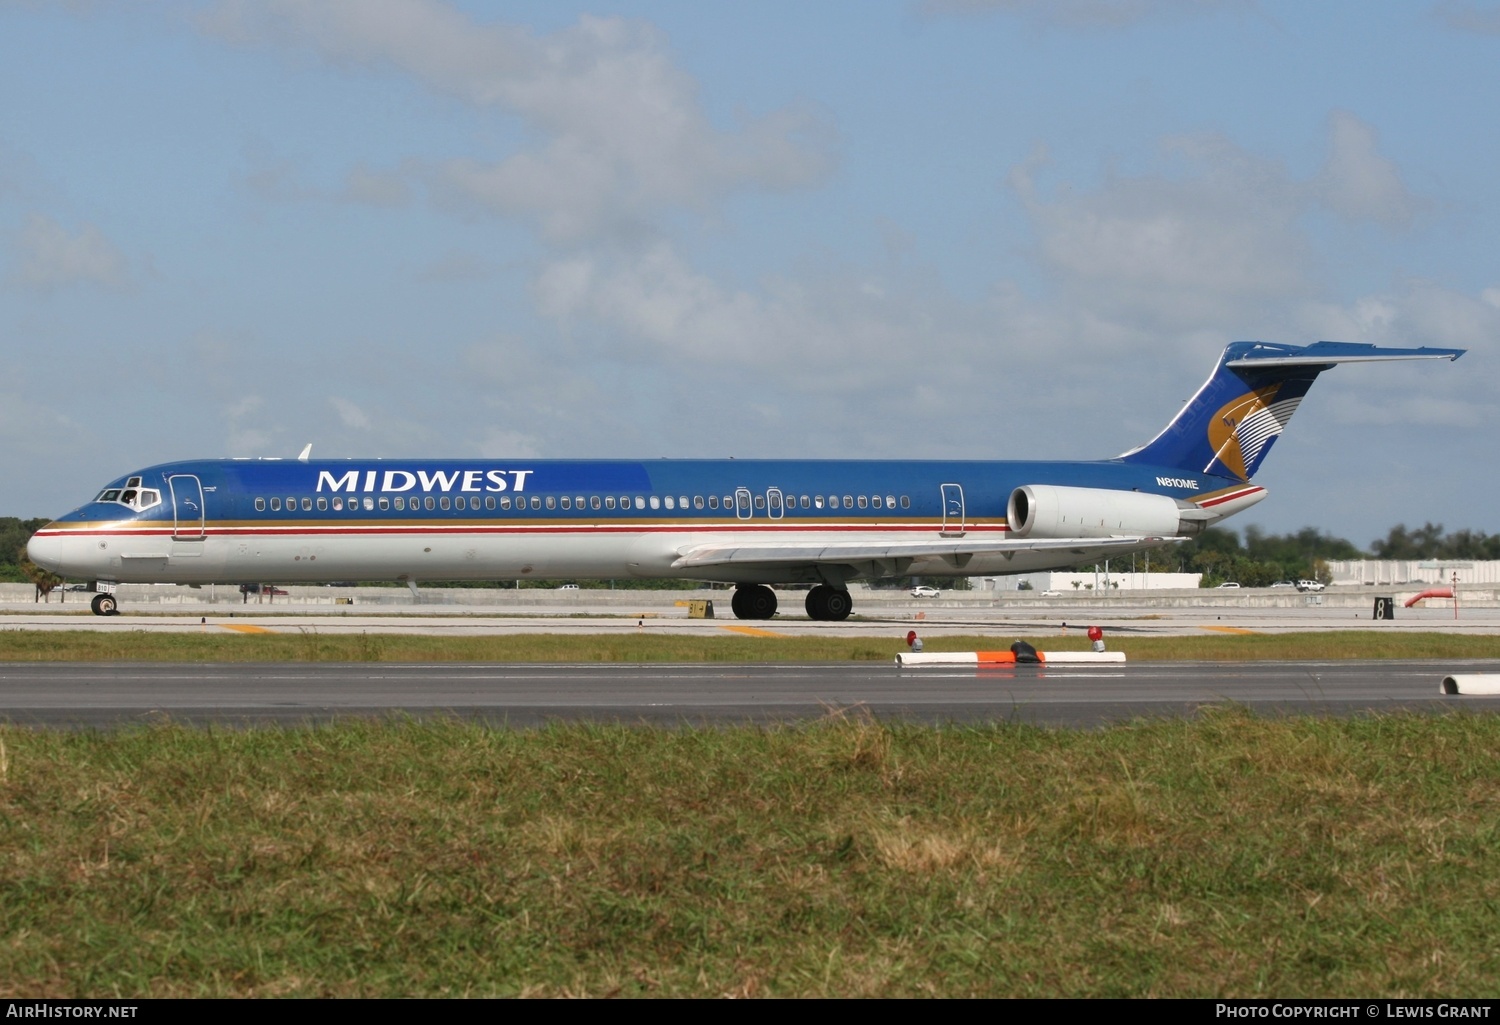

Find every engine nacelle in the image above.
[1007,485,1192,539]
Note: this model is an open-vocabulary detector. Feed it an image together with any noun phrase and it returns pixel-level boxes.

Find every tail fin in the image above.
[1119,341,1464,482]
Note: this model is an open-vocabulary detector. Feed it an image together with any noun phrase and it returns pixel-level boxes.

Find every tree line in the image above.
[1159,523,1499,588]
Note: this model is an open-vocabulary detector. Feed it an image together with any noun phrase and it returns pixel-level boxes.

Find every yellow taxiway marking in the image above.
[1200,625,1259,635]
[220,624,274,634]
[719,625,788,638]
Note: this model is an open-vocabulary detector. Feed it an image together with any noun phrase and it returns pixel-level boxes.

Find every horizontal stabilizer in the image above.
[1225,341,1464,369]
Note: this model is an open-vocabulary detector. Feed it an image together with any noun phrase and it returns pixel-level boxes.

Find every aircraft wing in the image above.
[671,534,1181,574]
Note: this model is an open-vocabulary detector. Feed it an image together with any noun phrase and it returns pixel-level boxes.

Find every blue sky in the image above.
[2,0,1496,548]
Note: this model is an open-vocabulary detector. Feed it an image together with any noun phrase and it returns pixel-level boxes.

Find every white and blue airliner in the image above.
[27,341,1463,620]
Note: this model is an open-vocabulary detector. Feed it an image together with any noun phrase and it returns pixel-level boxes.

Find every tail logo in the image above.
[1205,384,1303,481]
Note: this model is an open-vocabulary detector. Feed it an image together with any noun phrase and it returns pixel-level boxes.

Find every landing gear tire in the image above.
[805,585,853,622]
[731,584,777,620]
[90,593,118,617]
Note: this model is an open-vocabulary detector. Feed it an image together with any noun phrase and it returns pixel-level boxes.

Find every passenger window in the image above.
[456,496,467,510]
[843,495,854,508]
[859,496,869,509]
[425,496,435,511]
[901,495,911,509]
[723,495,733,509]
[576,496,586,509]
[679,496,689,509]
[393,497,404,510]
[299,497,310,511]
[287,497,296,509]
[694,495,704,509]
[486,496,496,510]
[635,496,646,510]
[546,496,556,510]
[363,497,374,511]
[708,495,718,510]
[440,496,451,510]
[664,496,674,510]
[501,496,512,510]
[814,496,824,509]
[255,498,266,512]
[605,496,616,510]
[378,497,390,511]
[887,495,896,508]
[270,498,281,511]
[800,495,809,508]
[531,496,542,510]
[590,496,601,510]
[333,497,344,511]
[649,496,661,510]
[560,496,571,509]
[317,497,327,511]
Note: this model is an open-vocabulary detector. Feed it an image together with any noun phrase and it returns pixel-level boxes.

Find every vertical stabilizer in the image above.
[1119,341,1464,482]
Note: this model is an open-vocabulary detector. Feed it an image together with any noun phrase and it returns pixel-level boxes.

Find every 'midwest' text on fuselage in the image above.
[317,469,534,494]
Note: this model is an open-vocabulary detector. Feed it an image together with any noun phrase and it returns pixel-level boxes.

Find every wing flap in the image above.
[671,535,1180,571]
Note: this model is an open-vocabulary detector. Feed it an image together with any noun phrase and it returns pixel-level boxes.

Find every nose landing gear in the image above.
[90,593,118,616]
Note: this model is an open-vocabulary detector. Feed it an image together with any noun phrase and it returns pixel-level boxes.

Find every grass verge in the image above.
[0,629,1498,662]
[2,712,1497,997]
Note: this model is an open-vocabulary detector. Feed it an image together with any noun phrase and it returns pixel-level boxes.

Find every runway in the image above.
[3,658,1498,729]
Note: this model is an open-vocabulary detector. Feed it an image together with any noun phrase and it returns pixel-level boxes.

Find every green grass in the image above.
[0,628,1498,663]
[2,712,1498,997]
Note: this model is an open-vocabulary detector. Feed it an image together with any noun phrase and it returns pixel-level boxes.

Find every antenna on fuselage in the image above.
[297,444,312,462]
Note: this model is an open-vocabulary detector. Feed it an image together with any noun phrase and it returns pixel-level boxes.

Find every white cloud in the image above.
[1313,111,1422,228]
[201,1,834,241]
[920,0,1249,29]
[475,428,542,460]
[1434,1,1500,35]
[329,396,373,429]
[11,213,129,291]
[1009,138,1313,329]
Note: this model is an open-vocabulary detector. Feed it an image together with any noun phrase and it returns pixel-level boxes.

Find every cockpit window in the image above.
[95,481,161,511]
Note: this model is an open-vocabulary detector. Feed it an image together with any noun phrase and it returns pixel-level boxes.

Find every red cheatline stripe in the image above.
[36,521,1009,539]
[1197,486,1264,509]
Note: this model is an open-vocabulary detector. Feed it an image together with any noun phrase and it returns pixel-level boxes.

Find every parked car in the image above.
[558,583,580,590]
[1039,590,1061,597]
[910,585,940,598]
[1295,579,1326,592]
[1269,580,1295,588]
[1216,581,1241,589]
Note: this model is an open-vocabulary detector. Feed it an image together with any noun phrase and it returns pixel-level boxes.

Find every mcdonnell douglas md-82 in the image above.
[28,341,1463,620]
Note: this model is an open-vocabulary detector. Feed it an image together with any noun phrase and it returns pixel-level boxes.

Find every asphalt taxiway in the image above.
[3,658,1497,729]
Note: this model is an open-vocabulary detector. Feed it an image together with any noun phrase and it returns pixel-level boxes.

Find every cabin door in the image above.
[939,483,966,537]
[168,475,206,541]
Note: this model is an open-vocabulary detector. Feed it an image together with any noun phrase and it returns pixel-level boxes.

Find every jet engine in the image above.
[1007,484,1198,539]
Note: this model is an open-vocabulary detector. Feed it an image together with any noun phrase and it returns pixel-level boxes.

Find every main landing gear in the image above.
[730,584,777,620]
[729,584,854,622]
[805,584,853,622]
[90,593,119,616]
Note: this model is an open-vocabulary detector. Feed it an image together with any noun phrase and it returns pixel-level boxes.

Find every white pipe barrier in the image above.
[1440,675,1500,696]
[896,650,1126,667]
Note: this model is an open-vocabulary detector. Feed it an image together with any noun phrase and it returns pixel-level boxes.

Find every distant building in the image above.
[977,571,1202,592]
[1327,560,1500,587]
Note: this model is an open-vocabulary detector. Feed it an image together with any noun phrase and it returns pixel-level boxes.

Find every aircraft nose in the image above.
[26,527,67,574]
